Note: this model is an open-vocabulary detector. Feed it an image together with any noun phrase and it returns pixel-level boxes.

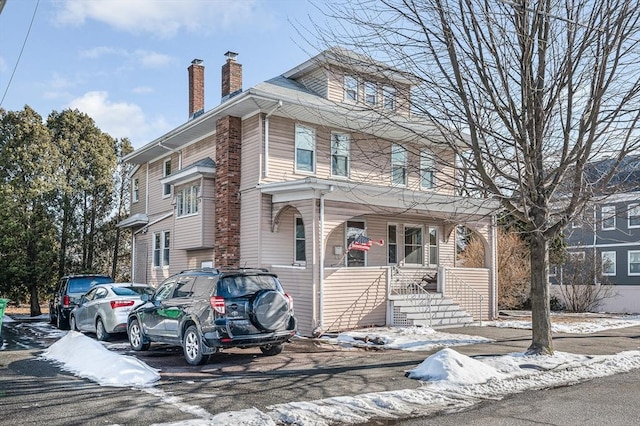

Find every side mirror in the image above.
[141,293,150,302]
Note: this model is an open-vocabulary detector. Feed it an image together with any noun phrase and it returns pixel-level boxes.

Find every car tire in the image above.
[96,318,110,341]
[128,318,150,351]
[56,309,69,330]
[251,290,290,331]
[69,315,78,332]
[183,325,209,366]
[49,305,56,325]
[260,343,284,356]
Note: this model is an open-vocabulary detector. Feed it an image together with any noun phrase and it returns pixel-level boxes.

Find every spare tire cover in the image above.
[251,290,290,331]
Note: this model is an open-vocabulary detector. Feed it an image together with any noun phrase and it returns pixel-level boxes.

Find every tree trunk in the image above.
[528,232,553,355]
[29,284,41,317]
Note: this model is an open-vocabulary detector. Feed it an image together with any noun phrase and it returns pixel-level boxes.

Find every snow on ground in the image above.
[485,314,640,334]
[4,313,640,425]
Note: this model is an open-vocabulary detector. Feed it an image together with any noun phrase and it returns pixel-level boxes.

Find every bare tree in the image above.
[309,0,640,354]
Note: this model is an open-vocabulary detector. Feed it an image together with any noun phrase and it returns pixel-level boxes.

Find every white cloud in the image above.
[79,47,173,68]
[132,86,154,95]
[133,50,173,68]
[68,91,169,146]
[0,56,7,73]
[53,0,264,38]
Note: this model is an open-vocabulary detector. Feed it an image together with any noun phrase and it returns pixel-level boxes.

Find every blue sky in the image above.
[0,0,326,148]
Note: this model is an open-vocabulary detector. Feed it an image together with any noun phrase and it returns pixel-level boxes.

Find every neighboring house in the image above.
[554,156,640,312]
[118,48,499,336]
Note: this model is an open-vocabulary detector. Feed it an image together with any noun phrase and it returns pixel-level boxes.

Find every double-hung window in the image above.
[163,158,172,197]
[331,132,350,177]
[153,231,170,267]
[383,86,396,110]
[364,82,377,106]
[629,251,640,275]
[421,149,435,189]
[176,184,199,217]
[344,76,358,102]
[295,124,315,173]
[601,205,615,230]
[629,204,640,228]
[295,216,306,263]
[601,251,616,276]
[404,226,423,265]
[391,144,407,186]
[132,178,139,203]
[387,224,398,264]
[428,227,438,265]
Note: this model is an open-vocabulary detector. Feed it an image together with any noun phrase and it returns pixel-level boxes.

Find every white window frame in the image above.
[420,149,435,190]
[331,132,350,178]
[132,178,139,203]
[383,85,396,111]
[176,184,200,218]
[403,224,424,266]
[601,205,615,230]
[162,158,172,198]
[387,223,398,265]
[601,251,616,276]
[295,124,316,173]
[344,75,359,102]
[153,230,170,268]
[364,81,377,106]
[629,250,640,276]
[294,216,306,264]
[428,226,438,266]
[391,143,407,186]
[346,220,367,267]
[629,204,640,229]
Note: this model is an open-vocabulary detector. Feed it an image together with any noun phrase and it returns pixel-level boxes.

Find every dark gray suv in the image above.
[127,268,297,365]
[49,274,114,330]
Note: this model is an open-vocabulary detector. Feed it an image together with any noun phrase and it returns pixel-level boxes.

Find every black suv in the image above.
[49,274,114,329]
[127,268,297,365]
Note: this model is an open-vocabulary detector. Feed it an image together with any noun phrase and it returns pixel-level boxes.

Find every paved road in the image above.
[2,318,640,425]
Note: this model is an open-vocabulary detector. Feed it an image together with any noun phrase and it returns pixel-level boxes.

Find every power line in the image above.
[1,0,40,107]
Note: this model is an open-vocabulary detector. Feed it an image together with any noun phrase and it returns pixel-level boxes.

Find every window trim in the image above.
[387,223,398,265]
[162,158,172,199]
[391,143,408,186]
[629,250,640,276]
[601,250,616,276]
[176,184,200,218]
[294,215,306,264]
[153,230,170,268]
[403,224,424,266]
[383,85,396,111]
[330,132,350,178]
[295,124,316,174]
[420,149,436,190]
[344,75,359,103]
[629,204,640,229]
[601,205,615,230]
[132,178,139,203]
[428,226,438,266]
[364,81,377,106]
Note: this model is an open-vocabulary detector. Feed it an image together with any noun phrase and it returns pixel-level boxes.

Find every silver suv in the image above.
[127,268,297,365]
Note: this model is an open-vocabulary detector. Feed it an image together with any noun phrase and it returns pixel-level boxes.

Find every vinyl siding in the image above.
[130,166,147,215]
[241,114,262,189]
[270,266,314,336]
[322,267,388,332]
[295,67,329,98]
[181,134,216,167]
[240,188,262,267]
[147,153,177,216]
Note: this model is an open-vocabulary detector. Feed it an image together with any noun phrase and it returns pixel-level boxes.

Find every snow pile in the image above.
[41,331,160,387]
[406,347,505,383]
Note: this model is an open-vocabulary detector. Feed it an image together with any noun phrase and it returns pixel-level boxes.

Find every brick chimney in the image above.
[188,58,204,119]
[221,51,242,101]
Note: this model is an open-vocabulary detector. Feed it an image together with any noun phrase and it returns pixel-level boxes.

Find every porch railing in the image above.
[440,266,484,326]
[389,266,433,326]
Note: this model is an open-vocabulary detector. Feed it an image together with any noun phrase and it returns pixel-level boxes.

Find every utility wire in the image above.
[1,0,40,107]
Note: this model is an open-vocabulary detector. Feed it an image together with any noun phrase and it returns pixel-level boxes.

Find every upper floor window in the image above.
[132,178,139,203]
[601,250,616,276]
[629,204,640,229]
[364,82,377,106]
[421,149,435,189]
[295,124,316,173]
[383,86,396,110]
[153,230,170,268]
[163,158,172,197]
[391,143,407,186]
[601,205,615,230]
[344,76,359,102]
[331,132,350,177]
[295,216,306,263]
[176,184,200,217]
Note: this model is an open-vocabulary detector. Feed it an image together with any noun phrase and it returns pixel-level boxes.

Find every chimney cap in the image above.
[191,58,203,65]
[224,51,239,60]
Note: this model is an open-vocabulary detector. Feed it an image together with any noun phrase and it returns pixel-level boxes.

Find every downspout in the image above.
[263,100,282,178]
[317,185,334,334]
[490,214,498,320]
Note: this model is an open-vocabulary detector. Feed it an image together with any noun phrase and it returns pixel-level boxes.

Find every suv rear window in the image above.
[217,275,281,298]
[68,276,113,294]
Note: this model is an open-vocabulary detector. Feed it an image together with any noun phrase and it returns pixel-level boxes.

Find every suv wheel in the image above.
[96,318,110,341]
[128,318,150,351]
[251,290,290,331]
[56,309,69,330]
[183,325,209,366]
[260,343,284,356]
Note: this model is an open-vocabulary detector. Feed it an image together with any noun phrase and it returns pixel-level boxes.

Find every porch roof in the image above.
[257,177,500,220]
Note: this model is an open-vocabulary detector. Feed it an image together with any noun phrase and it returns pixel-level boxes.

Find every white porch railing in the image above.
[439,266,485,325]
[389,266,434,326]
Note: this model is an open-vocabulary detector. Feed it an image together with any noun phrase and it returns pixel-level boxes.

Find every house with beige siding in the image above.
[119,49,500,336]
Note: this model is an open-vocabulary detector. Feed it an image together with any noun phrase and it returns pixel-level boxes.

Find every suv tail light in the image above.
[210,296,225,314]
[285,293,293,311]
[63,295,70,307]
[110,300,135,309]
